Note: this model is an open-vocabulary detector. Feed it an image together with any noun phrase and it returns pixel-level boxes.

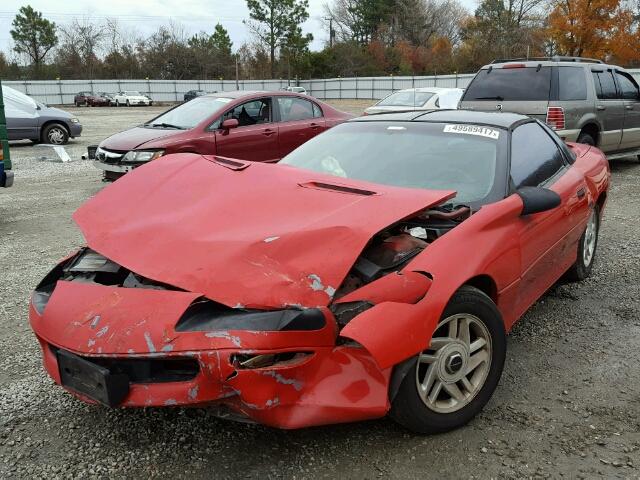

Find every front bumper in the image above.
[69,123,83,138]
[93,160,138,174]
[29,280,391,429]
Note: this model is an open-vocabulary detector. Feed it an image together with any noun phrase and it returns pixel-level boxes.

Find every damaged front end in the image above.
[30,249,391,428]
[30,156,472,428]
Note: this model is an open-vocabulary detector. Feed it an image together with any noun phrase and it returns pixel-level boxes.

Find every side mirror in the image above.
[517,186,561,216]
[221,118,239,130]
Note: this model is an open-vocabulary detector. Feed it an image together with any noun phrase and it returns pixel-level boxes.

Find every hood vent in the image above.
[299,181,377,196]
[209,156,251,171]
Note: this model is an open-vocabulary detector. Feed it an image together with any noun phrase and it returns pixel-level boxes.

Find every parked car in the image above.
[2,85,82,145]
[0,79,13,188]
[93,90,352,180]
[74,92,111,107]
[30,110,609,432]
[460,56,640,160]
[97,92,114,104]
[184,90,207,102]
[365,87,464,115]
[282,86,307,95]
[112,91,151,107]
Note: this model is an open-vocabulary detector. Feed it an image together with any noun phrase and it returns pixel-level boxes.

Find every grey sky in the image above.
[0,0,478,57]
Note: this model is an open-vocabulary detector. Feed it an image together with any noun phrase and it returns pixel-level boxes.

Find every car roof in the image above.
[207,90,315,100]
[353,109,530,129]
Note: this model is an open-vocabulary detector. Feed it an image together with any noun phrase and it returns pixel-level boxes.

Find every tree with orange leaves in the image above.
[547,0,640,63]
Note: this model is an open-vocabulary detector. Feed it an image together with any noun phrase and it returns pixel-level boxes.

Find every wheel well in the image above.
[579,123,599,145]
[463,275,497,302]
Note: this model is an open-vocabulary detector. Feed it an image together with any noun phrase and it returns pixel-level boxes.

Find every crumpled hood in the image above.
[74,154,454,309]
[100,126,182,151]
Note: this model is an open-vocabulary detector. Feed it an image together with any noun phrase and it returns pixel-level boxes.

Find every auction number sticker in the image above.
[443,124,500,139]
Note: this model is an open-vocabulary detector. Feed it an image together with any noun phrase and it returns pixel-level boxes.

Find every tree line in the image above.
[2,0,640,82]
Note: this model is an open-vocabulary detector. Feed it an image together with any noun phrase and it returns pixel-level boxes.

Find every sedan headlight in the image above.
[122,150,164,163]
[69,118,80,123]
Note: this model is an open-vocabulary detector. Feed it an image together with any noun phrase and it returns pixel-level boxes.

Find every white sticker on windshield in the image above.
[443,124,500,139]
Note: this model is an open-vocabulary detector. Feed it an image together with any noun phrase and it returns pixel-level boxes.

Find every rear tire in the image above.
[566,206,599,281]
[577,132,596,146]
[390,286,506,434]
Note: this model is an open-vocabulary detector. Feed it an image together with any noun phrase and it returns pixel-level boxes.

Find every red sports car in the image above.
[93,90,352,180]
[30,110,609,433]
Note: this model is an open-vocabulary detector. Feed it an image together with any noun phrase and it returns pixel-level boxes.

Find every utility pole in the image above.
[235,55,240,90]
[324,17,335,48]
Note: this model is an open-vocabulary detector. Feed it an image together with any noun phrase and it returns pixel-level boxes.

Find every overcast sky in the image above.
[0,0,477,57]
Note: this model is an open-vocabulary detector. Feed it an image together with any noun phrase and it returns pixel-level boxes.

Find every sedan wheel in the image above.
[566,206,600,281]
[390,286,506,434]
[415,313,491,414]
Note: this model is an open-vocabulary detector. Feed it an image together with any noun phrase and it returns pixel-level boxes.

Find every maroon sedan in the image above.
[93,91,352,180]
[74,92,111,107]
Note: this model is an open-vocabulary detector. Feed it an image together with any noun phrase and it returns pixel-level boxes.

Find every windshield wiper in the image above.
[474,96,504,101]
[147,122,185,129]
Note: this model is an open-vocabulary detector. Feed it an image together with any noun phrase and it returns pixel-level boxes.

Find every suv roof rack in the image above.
[491,56,603,64]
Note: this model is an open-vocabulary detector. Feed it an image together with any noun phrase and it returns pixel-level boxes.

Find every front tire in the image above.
[390,286,506,434]
[566,206,599,281]
[42,123,69,145]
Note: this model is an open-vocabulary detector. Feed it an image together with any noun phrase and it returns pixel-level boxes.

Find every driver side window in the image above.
[220,98,271,127]
[511,123,565,189]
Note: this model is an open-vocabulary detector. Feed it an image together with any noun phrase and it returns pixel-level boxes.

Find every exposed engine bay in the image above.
[334,205,471,299]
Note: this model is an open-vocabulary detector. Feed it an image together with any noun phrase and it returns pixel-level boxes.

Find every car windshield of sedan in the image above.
[145,96,232,129]
[124,91,141,96]
[378,91,435,107]
[280,122,502,205]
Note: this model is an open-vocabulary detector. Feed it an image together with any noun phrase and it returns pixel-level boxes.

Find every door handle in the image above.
[263,128,276,136]
[576,187,586,199]
[309,123,321,129]
[596,105,606,111]
[625,105,634,110]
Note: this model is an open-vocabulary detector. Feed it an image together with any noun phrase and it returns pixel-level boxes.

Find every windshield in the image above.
[280,122,505,205]
[146,96,232,129]
[377,91,435,107]
[124,91,141,96]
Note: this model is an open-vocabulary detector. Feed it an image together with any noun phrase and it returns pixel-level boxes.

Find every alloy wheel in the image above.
[415,313,492,414]
[583,209,597,266]
[47,128,66,144]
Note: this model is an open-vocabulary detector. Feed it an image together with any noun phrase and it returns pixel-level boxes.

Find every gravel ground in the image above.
[1,101,639,479]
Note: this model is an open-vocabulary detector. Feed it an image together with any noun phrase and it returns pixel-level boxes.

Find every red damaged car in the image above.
[30,110,609,433]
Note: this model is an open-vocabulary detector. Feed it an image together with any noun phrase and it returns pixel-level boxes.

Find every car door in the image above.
[510,122,590,315]
[213,97,279,162]
[275,96,325,158]
[614,70,640,149]
[4,96,39,141]
[591,68,625,152]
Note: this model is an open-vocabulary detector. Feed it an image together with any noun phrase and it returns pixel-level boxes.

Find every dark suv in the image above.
[459,56,640,159]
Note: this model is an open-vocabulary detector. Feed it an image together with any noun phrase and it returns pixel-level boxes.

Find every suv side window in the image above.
[615,71,639,100]
[558,67,587,101]
[593,71,617,99]
[511,123,566,189]
[312,102,323,118]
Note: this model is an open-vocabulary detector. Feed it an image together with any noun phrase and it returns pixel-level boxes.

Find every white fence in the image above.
[2,74,476,105]
[7,70,640,105]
